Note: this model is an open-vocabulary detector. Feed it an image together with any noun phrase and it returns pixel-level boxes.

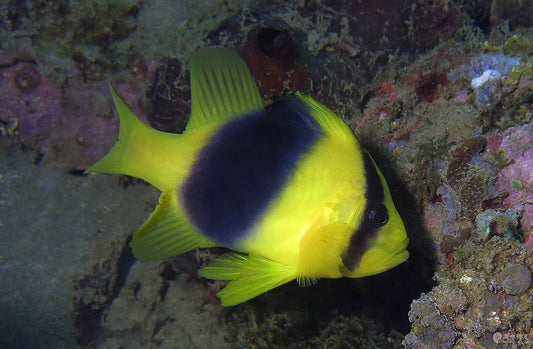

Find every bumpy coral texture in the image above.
[494,124,533,250]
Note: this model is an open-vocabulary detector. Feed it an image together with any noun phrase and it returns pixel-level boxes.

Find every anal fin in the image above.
[198,252,248,280]
[199,253,296,306]
[130,190,215,261]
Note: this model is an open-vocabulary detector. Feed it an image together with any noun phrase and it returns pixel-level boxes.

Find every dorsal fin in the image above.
[291,91,356,143]
[186,48,264,130]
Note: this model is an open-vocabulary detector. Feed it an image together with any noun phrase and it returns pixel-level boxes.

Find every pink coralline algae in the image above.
[492,123,533,250]
[1,62,108,168]
[1,62,60,139]
[0,61,147,169]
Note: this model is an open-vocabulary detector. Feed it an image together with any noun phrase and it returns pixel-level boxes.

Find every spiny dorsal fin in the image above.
[292,91,356,143]
[186,48,264,130]
[130,190,216,261]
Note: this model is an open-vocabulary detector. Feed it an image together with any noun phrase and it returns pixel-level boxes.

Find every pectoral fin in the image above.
[297,221,350,284]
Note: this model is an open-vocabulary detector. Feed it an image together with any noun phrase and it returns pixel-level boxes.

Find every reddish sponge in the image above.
[243,27,310,97]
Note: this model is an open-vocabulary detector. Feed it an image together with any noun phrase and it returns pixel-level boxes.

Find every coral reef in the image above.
[455,0,533,30]
[225,306,405,349]
[469,53,520,107]
[405,238,533,348]
[145,58,191,133]
[355,24,533,349]
[1,1,533,348]
[491,123,533,250]
[1,0,140,79]
[0,58,149,169]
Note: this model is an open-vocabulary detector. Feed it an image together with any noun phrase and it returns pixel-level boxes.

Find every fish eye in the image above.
[368,206,388,227]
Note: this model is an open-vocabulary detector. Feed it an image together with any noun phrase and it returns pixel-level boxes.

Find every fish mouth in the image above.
[392,236,409,252]
[339,236,409,278]
[374,248,409,275]
[385,237,410,267]
[376,235,410,269]
[388,236,410,259]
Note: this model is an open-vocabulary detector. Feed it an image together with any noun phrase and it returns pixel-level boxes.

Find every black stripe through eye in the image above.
[368,205,388,227]
[342,151,389,271]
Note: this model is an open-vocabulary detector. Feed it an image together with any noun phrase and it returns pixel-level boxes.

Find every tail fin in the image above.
[85,84,187,191]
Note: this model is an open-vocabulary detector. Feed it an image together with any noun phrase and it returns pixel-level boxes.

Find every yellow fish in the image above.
[87,48,409,306]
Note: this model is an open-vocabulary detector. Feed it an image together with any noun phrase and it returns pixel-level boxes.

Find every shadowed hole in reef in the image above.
[74,237,137,346]
[227,250,434,345]
[74,301,106,346]
[112,236,136,299]
[223,175,435,345]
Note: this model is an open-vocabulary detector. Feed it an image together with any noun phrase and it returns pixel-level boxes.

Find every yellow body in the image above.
[87,48,409,305]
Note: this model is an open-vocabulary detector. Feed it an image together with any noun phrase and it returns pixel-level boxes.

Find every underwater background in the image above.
[1,0,532,348]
